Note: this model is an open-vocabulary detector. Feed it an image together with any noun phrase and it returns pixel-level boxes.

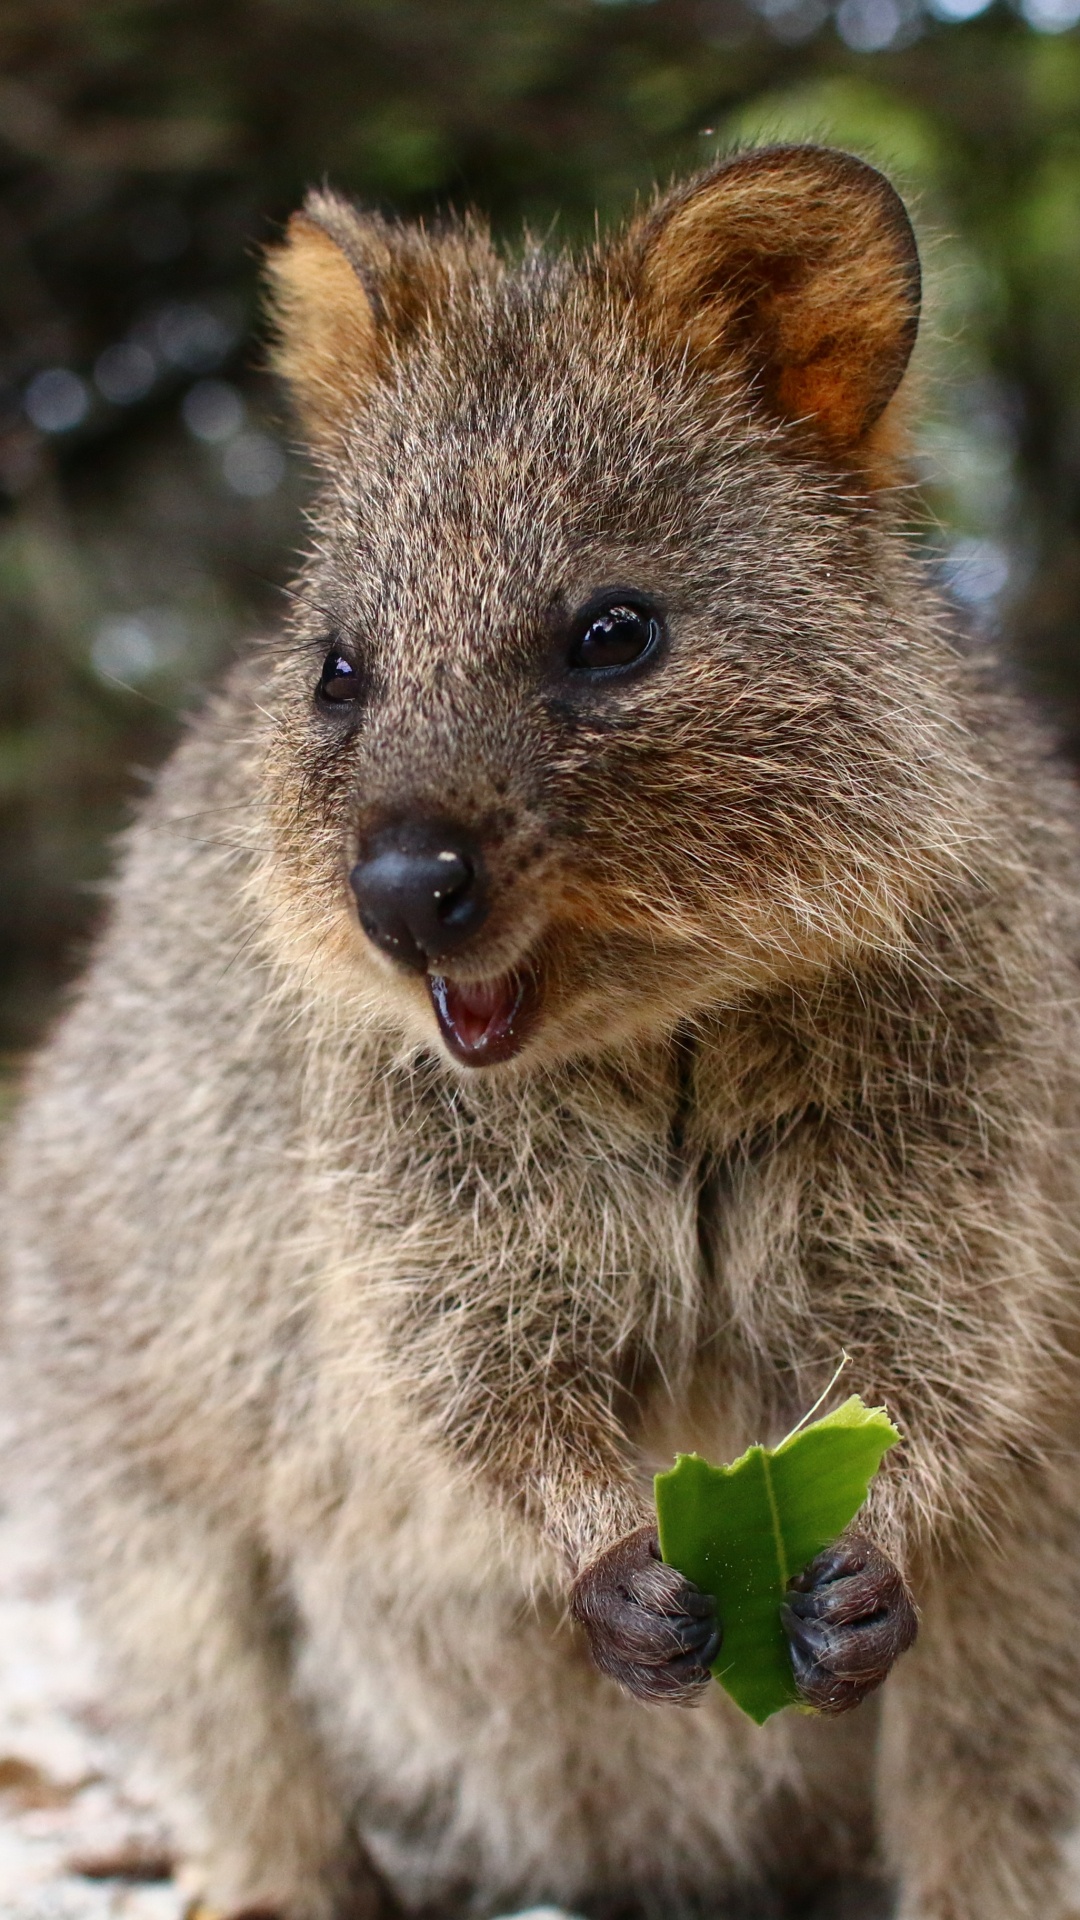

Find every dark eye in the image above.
[567,595,663,675]
[316,646,361,707]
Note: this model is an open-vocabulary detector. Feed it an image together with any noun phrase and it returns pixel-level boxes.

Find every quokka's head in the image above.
[258,145,956,1072]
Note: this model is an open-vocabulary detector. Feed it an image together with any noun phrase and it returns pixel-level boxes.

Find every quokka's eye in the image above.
[316,647,362,707]
[567,594,664,676]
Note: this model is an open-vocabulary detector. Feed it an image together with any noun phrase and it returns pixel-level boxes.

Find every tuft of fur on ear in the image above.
[264,189,499,456]
[628,146,921,470]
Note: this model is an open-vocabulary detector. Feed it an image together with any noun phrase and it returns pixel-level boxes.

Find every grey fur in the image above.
[6,149,1080,1920]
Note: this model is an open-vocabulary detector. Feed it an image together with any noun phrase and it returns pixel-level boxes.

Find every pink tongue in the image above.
[428,973,529,1065]
[440,977,515,1050]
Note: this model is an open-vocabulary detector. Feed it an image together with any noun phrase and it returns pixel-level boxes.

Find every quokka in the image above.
[7,144,1080,1920]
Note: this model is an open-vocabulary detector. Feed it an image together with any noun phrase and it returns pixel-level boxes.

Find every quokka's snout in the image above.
[348,814,538,1063]
[340,590,675,1061]
[349,819,490,974]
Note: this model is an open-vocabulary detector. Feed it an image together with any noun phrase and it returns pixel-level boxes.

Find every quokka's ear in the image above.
[627,146,921,466]
[264,189,495,454]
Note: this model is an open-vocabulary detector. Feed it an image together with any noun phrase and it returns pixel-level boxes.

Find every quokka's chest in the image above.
[357,1096,706,1306]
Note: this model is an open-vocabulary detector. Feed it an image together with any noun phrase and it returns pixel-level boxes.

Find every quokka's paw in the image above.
[570,1523,721,1704]
[781,1530,918,1715]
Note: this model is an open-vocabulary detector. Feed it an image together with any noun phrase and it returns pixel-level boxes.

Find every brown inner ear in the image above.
[264,214,382,453]
[637,147,921,462]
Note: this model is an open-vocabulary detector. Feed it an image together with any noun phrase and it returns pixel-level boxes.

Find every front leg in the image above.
[782,1531,918,1713]
[570,1524,721,1703]
[390,1259,726,1697]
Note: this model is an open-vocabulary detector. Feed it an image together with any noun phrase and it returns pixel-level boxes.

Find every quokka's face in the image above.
[259,148,946,1072]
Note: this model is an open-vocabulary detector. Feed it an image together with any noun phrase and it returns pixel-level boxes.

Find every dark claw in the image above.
[789,1536,872,1591]
[570,1524,722,1705]
[783,1530,917,1715]
[780,1606,834,1666]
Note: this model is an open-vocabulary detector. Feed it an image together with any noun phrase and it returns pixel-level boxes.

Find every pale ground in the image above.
[0,1477,572,1920]
[0,1489,187,1920]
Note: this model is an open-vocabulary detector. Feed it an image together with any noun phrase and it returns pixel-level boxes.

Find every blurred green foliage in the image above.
[1,0,1079,1047]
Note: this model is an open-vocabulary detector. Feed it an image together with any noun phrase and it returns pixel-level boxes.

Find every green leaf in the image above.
[654,1395,900,1726]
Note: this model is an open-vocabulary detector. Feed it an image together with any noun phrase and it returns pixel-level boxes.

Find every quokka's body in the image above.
[7,146,1080,1920]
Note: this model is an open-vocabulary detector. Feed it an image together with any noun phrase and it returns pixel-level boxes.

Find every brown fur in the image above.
[6,147,1080,1920]
[264,196,499,455]
[629,147,921,476]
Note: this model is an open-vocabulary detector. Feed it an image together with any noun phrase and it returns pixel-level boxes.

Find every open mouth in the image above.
[428,970,535,1066]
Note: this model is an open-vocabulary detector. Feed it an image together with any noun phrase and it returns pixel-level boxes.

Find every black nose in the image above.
[349,823,488,971]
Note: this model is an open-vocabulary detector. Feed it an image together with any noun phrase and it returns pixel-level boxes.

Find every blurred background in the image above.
[1,0,1079,1057]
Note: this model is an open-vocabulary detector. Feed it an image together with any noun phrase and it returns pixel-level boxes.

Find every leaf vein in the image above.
[760,1449,788,1591]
